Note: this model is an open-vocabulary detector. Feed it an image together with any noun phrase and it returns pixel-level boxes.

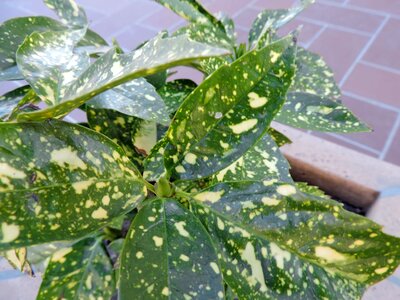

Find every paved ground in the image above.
[1,0,400,166]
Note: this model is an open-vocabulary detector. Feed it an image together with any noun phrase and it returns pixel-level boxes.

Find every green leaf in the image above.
[143,138,168,181]
[87,78,170,125]
[267,127,291,147]
[87,107,143,158]
[249,0,315,48]
[0,66,22,81]
[157,79,197,114]
[276,48,369,132]
[44,0,87,27]
[155,0,225,32]
[16,34,229,121]
[146,71,167,90]
[16,29,90,105]
[190,181,400,298]
[210,132,292,183]
[164,35,296,180]
[0,119,146,250]
[37,237,115,300]
[0,86,31,119]
[219,13,236,44]
[276,92,370,132]
[174,23,233,50]
[290,48,341,99]
[87,108,158,162]
[119,198,225,299]
[0,16,107,79]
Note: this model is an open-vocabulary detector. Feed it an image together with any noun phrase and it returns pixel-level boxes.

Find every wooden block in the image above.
[273,123,400,208]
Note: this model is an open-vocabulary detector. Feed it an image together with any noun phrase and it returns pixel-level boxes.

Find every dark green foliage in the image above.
[0,0,397,299]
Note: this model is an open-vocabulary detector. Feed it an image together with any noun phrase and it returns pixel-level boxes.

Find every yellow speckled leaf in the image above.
[0,119,146,250]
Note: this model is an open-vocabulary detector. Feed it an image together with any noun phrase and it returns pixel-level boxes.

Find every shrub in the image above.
[0,0,399,299]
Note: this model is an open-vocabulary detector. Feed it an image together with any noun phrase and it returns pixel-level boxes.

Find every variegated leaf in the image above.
[87,108,158,161]
[0,119,146,250]
[0,86,31,119]
[37,237,115,299]
[143,138,168,181]
[16,29,90,105]
[87,107,143,159]
[17,34,229,121]
[210,131,292,183]
[44,0,87,28]
[154,0,225,32]
[191,181,400,299]
[267,127,291,147]
[157,79,197,114]
[249,0,315,48]
[276,92,370,132]
[87,78,170,125]
[174,23,233,50]
[164,35,296,180]
[290,47,340,99]
[276,48,369,132]
[119,198,225,299]
[219,13,236,44]
[0,16,106,79]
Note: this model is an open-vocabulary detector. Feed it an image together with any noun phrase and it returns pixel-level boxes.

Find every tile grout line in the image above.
[360,60,400,76]
[379,113,400,160]
[338,15,390,88]
[343,91,400,114]
[303,24,327,49]
[296,16,372,37]
[324,133,381,155]
[319,0,393,18]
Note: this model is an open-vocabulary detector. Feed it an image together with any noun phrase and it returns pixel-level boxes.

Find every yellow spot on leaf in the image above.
[229,119,258,134]
[180,254,189,261]
[276,184,296,196]
[248,92,268,108]
[210,262,220,274]
[1,223,20,243]
[374,267,389,274]
[161,287,169,296]
[52,247,73,263]
[315,246,347,263]
[174,221,190,237]
[0,163,26,179]
[72,180,93,194]
[50,147,87,170]
[241,242,267,291]
[194,190,224,203]
[91,207,108,219]
[184,153,197,165]
[152,236,163,247]
[262,197,281,206]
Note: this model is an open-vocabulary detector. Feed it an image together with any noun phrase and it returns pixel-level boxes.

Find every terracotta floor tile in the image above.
[92,2,158,38]
[141,7,183,31]
[278,19,323,47]
[348,0,400,16]
[301,2,384,34]
[385,125,400,165]
[311,132,379,158]
[252,0,295,10]
[335,95,398,151]
[114,25,158,51]
[363,18,400,71]
[343,63,400,109]
[205,0,254,16]
[308,28,369,82]
[169,66,204,84]
[236,27,249,44]
[233,7,260,29]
